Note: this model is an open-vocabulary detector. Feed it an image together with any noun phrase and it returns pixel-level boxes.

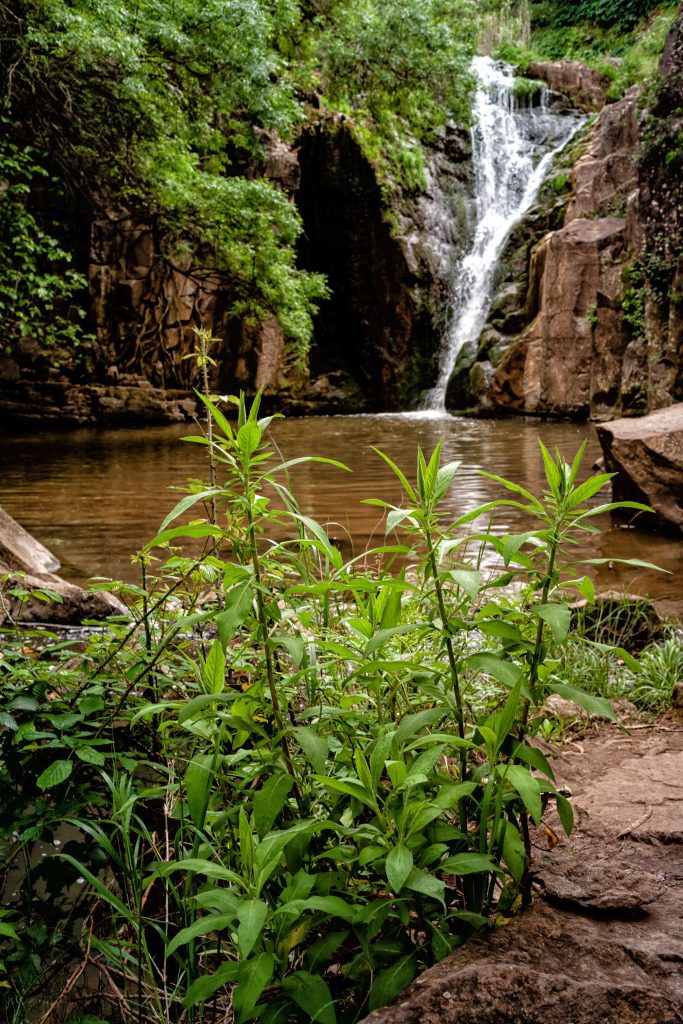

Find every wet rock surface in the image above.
[361,723,683,1024]
[0,373,198,426]
[526,60,612,112]
[483,90,641,419]
[468,8,683,421]
[596,403,683,530]
[0,506,125,624]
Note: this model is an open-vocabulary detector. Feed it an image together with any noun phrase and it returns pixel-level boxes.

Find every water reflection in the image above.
[1,414,681,616]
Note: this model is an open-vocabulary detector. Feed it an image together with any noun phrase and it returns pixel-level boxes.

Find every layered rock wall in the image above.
[1,116,473,422]
[457,7,683,420]
[296,117,472,411]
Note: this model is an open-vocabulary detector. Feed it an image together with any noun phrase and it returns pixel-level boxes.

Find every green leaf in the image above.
[185,753,215,830]
[439,853,501,875]
[369,953,417,1012]
[450,569,481,601]
[158,487,223,533]
[291,726,329,774]
[216,583,254,648]
[196,391,234,439]
[549,683,617,721]
[564,473,613,509]
[237,898,268,958]
[478,619,523,643]
[282,511,343,569]
[150,858,247,888]
[538,439,562,498]
[253,822,318,894]
[477,472,543,510]
[304,930,350,973]
[395,707,443,744]
[167,913,234,957]
[433,782,477,808]
[488,677,522,752]
[555,793,574,836]
[434,460,460,502]
[239,807,254,878]
[404,867,445,907]
[466,654,521,688]
[514,743,555,781]
[580,556,668,572]
[505,764,542,825]
[536,604,571,642]
[371,447,416,502]
[386,508,417,533]
[501,531,540,565]
[37,759,73,790]
[75,746,106,766]
[385,843,413,893]
[237,420,263,457]
[275,895,357,922]
[232,953,275,1023]
[311,775,376,810]
[364,623,426,657]
[502,821,526,884]
[183,961,239,1009]
[203,639,225,694]
[143,522,223,551]
[254,773,294,835]
[282,970,337,1024]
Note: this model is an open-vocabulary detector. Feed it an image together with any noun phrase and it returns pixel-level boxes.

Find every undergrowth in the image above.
[0,394,661,1023]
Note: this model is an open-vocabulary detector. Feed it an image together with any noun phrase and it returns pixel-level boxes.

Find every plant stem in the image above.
[425,524,468,832]
[244,478,304,814]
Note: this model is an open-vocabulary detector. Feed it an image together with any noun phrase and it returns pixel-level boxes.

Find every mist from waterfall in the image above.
[423,56,584,411]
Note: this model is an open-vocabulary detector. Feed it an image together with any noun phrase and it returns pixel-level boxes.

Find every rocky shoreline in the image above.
[361,719,683,1024]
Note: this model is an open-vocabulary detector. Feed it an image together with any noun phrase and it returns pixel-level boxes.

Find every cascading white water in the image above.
[423,56,584,411]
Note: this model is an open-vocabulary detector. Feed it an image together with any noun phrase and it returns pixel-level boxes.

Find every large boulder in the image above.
[0,507,126,625]
[489,215,629,417]
[525,60,612,112]
[596,404,683,531]
[472,89,645,419]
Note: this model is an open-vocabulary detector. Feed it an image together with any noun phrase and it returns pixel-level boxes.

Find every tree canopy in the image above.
[0,0,477,360]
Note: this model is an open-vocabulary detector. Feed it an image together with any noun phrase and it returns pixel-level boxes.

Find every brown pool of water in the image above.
[1,412,681,617]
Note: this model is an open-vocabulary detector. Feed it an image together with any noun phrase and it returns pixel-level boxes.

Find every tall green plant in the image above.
[1,396,658,1022]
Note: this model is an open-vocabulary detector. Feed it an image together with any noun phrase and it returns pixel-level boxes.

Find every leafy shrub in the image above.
[0,131,90,362]
[0,396,654,1022]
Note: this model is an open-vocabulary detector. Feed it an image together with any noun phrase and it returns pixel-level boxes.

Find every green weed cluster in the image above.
[0,396,657,1023]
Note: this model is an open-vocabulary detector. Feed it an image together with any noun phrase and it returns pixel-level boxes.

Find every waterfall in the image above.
[423,56,584,411]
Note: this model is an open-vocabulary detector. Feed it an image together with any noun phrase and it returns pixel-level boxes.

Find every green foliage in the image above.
[0,404,659,1022]
[621,259,647,341]
[491,0,678,99]
[3,0,325,355]
[0,0,482,354]
[315,0,476,138]
[551,171,571,194]
[559,626,682,716]
[534,0,662,28]
[0,130,89,361]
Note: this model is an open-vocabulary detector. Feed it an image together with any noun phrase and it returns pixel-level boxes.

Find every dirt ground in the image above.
[362,715,683,1024]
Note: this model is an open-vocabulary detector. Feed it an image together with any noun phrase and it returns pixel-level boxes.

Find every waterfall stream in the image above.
[423,56,584,411]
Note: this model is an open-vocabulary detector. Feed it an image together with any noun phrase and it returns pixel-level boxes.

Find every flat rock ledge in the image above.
[361,724,683,1024]
[0,372,198,426]
[0,506,126,625]
[597,403,683,531]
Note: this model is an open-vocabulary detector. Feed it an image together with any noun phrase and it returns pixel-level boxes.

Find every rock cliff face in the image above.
[297,117,472,411]
[526,60,612,112]
[0,116,472,422]
[457,8,683,421]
